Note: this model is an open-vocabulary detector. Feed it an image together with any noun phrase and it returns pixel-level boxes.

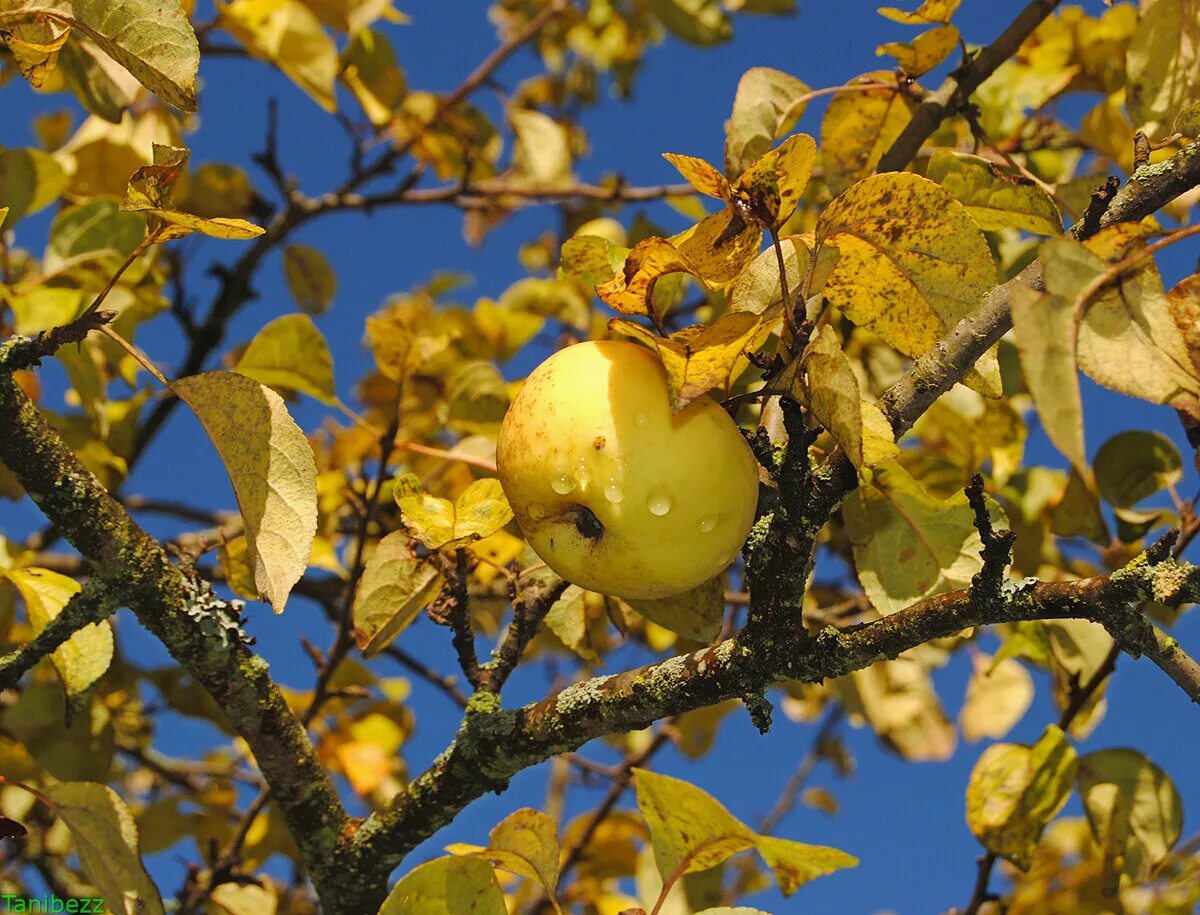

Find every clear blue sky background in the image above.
[4,1,1200,912]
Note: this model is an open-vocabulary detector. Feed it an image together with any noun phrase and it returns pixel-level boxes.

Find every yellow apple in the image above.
[496,339,760,599]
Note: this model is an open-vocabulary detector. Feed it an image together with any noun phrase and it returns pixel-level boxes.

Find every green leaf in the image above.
[352,531,443,656]
[926,149,1061,235]
[725,67,811,176]
[172,371,318,613]
[965,724,1077,870]
[378,855,506,915]
[842,461,998,616]
[341,27,407,126]
[4,568,113,703]
[634,768,757,881]
[753,835,857,897]
[624,574,726,643]
[649,0,731,45]
[819,73,914,195]
[1093,430,1183,508]
[1,0,199,110]
[447,808,563,913]
[1127,0,1200,130]
[217,0,339,112]
[816,172,1000,396]
[1078,748,1183,886]
[41,782,165,915]
[0,145,68,224]
[395,475,513,550]
[283,243,337,315]
[234,313,336,404]
[46,199,146,271]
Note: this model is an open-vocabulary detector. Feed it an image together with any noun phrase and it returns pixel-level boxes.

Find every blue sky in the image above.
[4,1,1200,912]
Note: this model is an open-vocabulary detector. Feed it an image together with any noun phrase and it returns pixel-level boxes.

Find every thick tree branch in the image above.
[345,537,1200,906]
[0,374,353,910]
[876,0,1064,173]
[0,578,118,689]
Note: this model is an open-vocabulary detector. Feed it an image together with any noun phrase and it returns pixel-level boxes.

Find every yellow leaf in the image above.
[207,882,277,915]
[298,0,404,33]
[672,209,762,286]
[816,172,1000,396]
[876,23,958,77]
[840,654,956,761]
[448,808,563,913]
[510,107,573,187]
[282,244,337,314]
[662,152,730,200]
[340,27,406,126]
[41,782,165,915]
[754,835,858,897]
[596,237,702,317]
[611,311,768,412]
[965,725,1077,870]
[378,856,506,915]
[172,371,318,613]
[733,133,816,229]
[394,475,513,550]
[217,0,339,112]
[877,0,960,25]
[2,0,198,110]
[1009,282,1085,473]
[335,740,390,795]
[634,768,757,881]
[234,313,336,403]
[217,535,259,601]
[352,531,443,656]
[624,573,726,643]
[1078,748,1183,885]
[1127,0,1200,131]
[800,325,897,470]
[4,568,113,702]
[1,16,69,88]
[926,148,1062,235]
[725,67,811,176]
[960,653,1034,742]
[819,73,914,195]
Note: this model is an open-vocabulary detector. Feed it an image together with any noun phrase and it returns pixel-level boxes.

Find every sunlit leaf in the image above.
[352,531,443,656]
[341,27,406,125]
[725,67,811,176]
[876,24,958,77]
[4,567,113,703]
[234,313,336,404]
[448,808,562,913]
[624,574,725,643]
[378,855,506,915]
[965,725,1077,870]
[41,782,165,915]
[820,73,913,195]
[172,371,318,613]
[877,0,960,25]
[960,653,1034,742]
[395,475,513,550]
[926,149,1061,235]
[817,172,1000,396]
[1,0,199,110]
[1127,0,1200,130]
[754,835,857,897]
[634,768,757,881]
[217,0,339,112]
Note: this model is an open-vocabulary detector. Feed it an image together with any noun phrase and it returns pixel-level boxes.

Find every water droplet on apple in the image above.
[551,473,575,495]
[634,412,649,428]
[528,502,546,521]
[604,478,624,503]
[698,515,716,533]
[647,493,672,516]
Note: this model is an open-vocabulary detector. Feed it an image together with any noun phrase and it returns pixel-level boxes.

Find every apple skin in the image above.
[496,339,760,599]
